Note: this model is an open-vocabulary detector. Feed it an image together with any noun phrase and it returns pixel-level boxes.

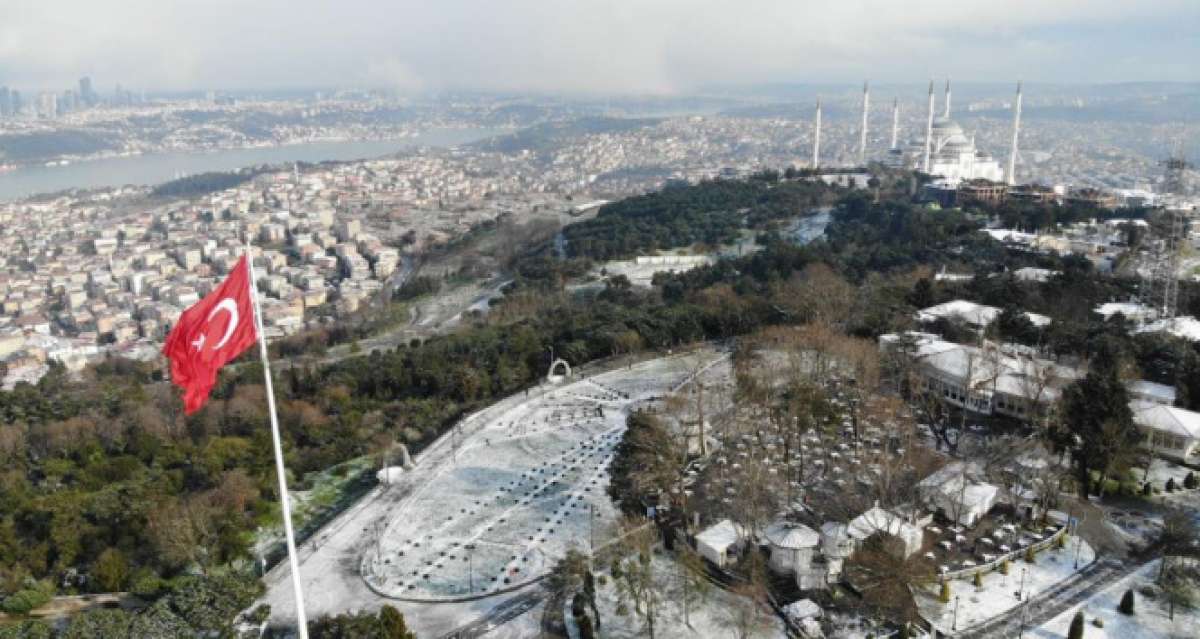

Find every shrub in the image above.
[1185,472,1197,490]
[1,589,51,616]
[1025,547,1036,563]
[1056,533,1067,549]
[1165,478,1177,492]
[1092,617,1104,628]
[130,572,166,599]
[1000,559,1010,575]
[1142,482,1152,496]
[939,581,951,603]
[1067,611,1085,639]
[898,624,910,639]
[1119,588,1135,615]
[615,602,629,617]
[973,572,983,589]
[248,604,272,625]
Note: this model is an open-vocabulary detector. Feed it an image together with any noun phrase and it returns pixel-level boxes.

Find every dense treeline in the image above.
[150,167,269,198]
[562,177,839,261]
[0,130,116,163]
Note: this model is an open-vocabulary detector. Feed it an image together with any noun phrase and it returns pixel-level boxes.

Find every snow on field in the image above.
[260,349,728,636]
[365,352,727,600]
[1031,559,1199,639]
[589,554,785,639]
[916,538,1096,634]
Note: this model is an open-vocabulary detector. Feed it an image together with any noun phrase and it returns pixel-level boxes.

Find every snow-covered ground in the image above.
[916,538,1096,634]
[259,349,728,636]
[1031,559,1199,639]
[589,554,785,639]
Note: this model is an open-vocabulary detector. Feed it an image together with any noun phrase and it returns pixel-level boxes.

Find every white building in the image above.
[882,332,1078,420]
[695,519,745,569]
[916,300,1051,332]
[916,462,1001,528]
[764,520,820,575]
[847,506,926,558]
[893,116,1003,185]
[1132,402,1200,462]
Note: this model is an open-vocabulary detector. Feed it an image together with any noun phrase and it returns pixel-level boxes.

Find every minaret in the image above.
[812,98,822,168]
[1007,81,1023,186]
[890,98,899,149]
[922,80,935,172]
[944,78,952,118]
[859,81,870,164]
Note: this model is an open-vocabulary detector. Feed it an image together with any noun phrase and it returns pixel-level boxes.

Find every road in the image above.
[437,587,548,639]
[956,558,1134,638]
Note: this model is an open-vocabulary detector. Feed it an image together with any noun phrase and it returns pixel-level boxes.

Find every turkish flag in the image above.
[163,255,258,414]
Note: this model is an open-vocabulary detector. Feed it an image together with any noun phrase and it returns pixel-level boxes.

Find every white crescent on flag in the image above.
[206,298,240,350]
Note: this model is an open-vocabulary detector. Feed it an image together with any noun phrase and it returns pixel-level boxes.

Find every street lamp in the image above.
[1017,567,1027,601]
[952,595,961,630]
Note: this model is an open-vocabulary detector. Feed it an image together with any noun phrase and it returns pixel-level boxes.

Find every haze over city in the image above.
[3,0,1198,92]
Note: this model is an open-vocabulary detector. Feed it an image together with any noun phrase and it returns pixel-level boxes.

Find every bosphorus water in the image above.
[0,127,507,203]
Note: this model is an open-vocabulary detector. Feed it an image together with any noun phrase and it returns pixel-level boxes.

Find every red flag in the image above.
[163,255,258,414]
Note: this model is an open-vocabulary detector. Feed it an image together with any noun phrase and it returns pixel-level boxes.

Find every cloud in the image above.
[0,0,1196,93]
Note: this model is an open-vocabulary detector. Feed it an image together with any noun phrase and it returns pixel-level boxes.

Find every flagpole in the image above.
[244,239,309,638]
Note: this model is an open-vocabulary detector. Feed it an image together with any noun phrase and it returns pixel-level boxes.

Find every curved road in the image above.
[956,558,1136,638]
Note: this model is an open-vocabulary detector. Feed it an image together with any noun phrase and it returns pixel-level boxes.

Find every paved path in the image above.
[955,558,1136,638]
[437,587,547,639]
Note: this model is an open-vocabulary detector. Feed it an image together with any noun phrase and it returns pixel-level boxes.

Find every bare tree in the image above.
[718,580,776,639]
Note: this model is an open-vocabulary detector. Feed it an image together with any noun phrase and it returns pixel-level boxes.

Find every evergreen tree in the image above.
[1058,338,1137,497]
[379,605,416,639]
[1119,588,1135,615]
[1067,611,1085,639]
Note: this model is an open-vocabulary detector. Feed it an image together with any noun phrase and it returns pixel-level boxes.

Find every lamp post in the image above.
[1017,567,1027,600]
[952,595,961,631]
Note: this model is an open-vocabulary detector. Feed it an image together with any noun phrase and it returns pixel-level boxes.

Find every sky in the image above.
[1,0,1197,94]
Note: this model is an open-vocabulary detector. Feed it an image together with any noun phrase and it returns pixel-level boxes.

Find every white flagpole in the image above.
[244,240,309,638]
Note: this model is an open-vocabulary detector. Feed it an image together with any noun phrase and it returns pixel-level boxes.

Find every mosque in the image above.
[886,81,1005,184]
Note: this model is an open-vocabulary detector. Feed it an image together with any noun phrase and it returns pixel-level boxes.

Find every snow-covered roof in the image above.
[821,521,850,541]
[982,229,1036,244]
[696,519,744,552]
[783,598,823,621]
[1128,380,1177,405]
[901,333,1077,400]
[1095,302,1157,321]
[847,507,923,547]
[1012,267,1058,282]
[916,299,1051,328]
[1132,402,1200,440]
[918,463,1000,511]
[1134,316,1200,343]
[764,521,820,549]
